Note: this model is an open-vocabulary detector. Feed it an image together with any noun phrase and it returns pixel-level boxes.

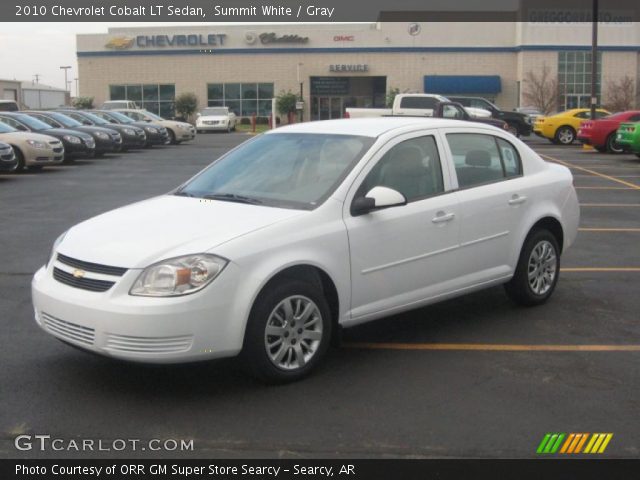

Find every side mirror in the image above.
[351,186,407,216]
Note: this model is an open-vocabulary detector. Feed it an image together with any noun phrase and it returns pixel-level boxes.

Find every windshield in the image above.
[0,122,17,133]
[178,133,374,210]
[141,110,163,121]
[102,111,134,123]
[13,114,52,131]
[201,108,229,116]
[48,112,82,128]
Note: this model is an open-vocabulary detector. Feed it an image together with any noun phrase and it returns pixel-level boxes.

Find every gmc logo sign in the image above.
[333,35,354,42]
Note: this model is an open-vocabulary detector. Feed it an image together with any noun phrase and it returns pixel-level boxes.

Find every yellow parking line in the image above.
[561,267,640,272]
[579,203,640,207]
[541,153,640,190]
[344,343,640,352]
[575,186,635,190]
[578,228,640,232]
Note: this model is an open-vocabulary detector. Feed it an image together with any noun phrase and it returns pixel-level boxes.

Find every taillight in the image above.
[343,112,350,119]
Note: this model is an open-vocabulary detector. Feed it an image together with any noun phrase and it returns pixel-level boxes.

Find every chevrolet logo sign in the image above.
[72,269,86,279]
[105,36,135,50]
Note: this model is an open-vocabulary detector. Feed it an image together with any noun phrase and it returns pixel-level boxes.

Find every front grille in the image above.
[53,267,115,292]
[35,157,50,162]
[53,147,63,153]
[42,312,95,346]
[49,140,60,145]
[57,253,127,276]
[105,333,193,354]
[85,139,95,147]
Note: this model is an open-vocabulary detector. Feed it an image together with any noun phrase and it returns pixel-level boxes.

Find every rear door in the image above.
[441,129,530,285]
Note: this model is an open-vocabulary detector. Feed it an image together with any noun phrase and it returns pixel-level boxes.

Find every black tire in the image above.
[242,279,332,384]
[168,129,177,145]
[594,146,607,153]
[554,126,576,145]
[636,154,640,159]
[505,229,560,307]
[28,165,43,172]
[10,147,24,172]
[605,132,624,154]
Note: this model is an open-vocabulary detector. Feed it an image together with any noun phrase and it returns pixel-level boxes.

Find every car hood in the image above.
[0,131,60,144]
[198,115,229,122]
[160,120,191,129]
[45,128,93,140]
[58,195,304,269]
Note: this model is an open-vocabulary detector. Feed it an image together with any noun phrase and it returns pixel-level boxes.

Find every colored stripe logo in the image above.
[537,433,613,454]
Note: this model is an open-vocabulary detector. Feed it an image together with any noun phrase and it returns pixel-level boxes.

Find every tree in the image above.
[276,91,297,123]
[175,92,198,121]
[522,64,559,115]
[72,96,94,109]
[603,76,636,112]
[385,87,401,107]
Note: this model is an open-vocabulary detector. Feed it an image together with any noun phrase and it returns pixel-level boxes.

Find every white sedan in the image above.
[196,107,237,133]
[32,118,579,382]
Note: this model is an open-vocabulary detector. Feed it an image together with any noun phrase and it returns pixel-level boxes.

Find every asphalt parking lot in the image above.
[0,132,638,459]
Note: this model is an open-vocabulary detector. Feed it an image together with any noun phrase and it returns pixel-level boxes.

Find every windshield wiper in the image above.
[202,193,263,205]
[173,190,196,197]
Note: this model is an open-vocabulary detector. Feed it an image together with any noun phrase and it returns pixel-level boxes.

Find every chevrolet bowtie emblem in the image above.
[72,269,86,279]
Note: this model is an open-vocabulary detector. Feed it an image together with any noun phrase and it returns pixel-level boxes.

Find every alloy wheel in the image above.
[527,240,557,295]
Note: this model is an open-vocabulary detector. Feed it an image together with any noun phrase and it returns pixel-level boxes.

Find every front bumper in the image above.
[24,144,64,166]
[197,122,230,132]
[176,127,196,141]
[65,140,96,158]
[145,130,171,145]
[31,261,245,363]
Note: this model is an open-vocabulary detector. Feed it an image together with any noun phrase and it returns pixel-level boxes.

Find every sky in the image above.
[0,23,204,93]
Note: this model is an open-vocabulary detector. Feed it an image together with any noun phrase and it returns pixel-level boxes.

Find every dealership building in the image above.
[77,22,640,120]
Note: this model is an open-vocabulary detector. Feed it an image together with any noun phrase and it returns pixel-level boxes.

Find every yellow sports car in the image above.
[534,108,610,145]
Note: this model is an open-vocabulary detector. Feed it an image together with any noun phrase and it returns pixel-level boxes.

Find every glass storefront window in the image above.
[558,51,601,110]
[109,84,175,117]
[206,83,274,117]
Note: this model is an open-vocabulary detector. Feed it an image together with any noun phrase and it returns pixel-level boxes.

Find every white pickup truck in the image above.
[345,93,491,119]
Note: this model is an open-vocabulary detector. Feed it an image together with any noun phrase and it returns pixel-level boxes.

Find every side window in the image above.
[442,105,464,119]
[470,99,487,110]
[447,133,512,188]
[594,111,608,119]
[0,117,20,129]
[399,97,437,109]
[574,111,588,119]
[357,135,444,203]
[629,114,640,122]
[496,138,522,177]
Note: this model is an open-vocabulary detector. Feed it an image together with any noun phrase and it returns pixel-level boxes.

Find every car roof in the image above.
[268,117,498,137]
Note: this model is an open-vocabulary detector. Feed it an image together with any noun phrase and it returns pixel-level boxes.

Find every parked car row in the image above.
[0,109,196,173]
[533,107,640,156]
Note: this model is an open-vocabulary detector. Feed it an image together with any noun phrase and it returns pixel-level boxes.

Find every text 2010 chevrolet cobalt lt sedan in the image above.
[32,118,579,382]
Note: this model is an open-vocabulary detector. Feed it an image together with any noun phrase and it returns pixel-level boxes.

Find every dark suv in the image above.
[448,96,532,137]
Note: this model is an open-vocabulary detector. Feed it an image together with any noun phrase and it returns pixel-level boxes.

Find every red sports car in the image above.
[578,110,640,153]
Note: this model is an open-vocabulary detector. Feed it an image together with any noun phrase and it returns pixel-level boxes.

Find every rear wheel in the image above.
[505,229,560,306]
[606,133,624,154]
[242,279,332,383]
[554,126,576,145]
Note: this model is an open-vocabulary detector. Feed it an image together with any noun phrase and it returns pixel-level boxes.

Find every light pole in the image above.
[297,62,303,122]
[74,78,79,97]
[59,66,71,92]
[590,0,598,119]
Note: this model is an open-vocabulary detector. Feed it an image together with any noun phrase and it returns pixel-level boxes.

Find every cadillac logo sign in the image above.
[105,36,135,50]
[408,23,421,36]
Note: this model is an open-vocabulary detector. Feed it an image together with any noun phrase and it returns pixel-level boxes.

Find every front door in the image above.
[343,132,461,321]
[313,97,343,120]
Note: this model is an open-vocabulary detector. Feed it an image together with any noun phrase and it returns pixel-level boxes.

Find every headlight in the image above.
[145,127,158,133]
[26,139,47,149]
[123,128,136,135]
[130,254,228,297]
[63,135,81,144]
[178,124,191,130]
[95,132,110,139]
[46,231,68,267]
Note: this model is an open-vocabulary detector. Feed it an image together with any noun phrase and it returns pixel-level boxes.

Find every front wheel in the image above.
[242,279,332,383]
[168,129,177,145]
[554,126,576,145]
[505,229,560,306]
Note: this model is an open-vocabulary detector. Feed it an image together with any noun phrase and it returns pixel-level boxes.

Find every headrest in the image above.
[465,150,491,167]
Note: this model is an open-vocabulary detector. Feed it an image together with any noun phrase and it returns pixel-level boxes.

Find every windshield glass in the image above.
[0,122,17,133]
[179,133,374,210]
[13,114,52,131]
[48,112,82,128]
[141,110,163,121]
[103,111,134,123]
[201,108,229,116]
[75,111,109,125]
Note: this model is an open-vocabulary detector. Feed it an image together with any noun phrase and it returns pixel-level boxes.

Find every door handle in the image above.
[432,212,455,224]
[508,194,527,206]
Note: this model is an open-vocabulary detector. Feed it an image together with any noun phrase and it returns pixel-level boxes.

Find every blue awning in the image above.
[424,75,502,94]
